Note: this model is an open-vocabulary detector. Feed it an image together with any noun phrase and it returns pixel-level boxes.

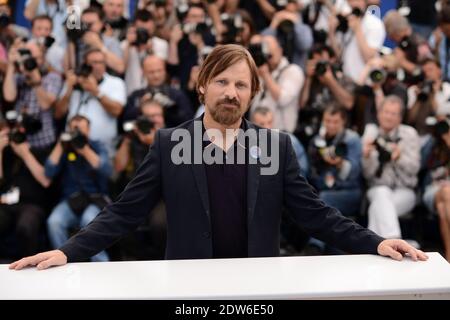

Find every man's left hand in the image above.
[377,239,428,261]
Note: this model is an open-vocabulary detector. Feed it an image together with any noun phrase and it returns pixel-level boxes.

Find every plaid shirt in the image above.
[15,71,62,149]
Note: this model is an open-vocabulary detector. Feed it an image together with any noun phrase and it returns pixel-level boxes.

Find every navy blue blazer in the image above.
[60,117,384,261]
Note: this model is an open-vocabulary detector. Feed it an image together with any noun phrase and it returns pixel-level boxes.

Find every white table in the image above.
[1,252,450,299]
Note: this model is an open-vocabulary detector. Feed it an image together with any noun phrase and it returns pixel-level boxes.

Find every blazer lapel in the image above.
[188,118,211,221]
[245,120,262,224]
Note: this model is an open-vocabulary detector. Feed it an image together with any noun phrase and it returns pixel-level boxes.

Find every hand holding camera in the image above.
[123,116,155,146]
[82,31,104,50]
[60,129,89,161]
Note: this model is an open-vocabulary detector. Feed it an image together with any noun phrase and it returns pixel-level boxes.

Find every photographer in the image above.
[45,115,112,262]
[102,0,129,41]
[353,55,408,135]
[64,6,125,76]
[167,3,215,90]
[308,104,363,214]
[302,0,336,44]
[407,59,450,160]
[383,10,433,81]
[249,34,304,133]
[29,15,64,74]
[114,98,167,260]
[421,117,450,262]
[0,120,54,258]
[362,96,420,239]
[122,9,169,95]
[430,5,450,83]
[124,55,193,128]
[55,48,126,157]
[329,0,385,83]
[2,41,62,150]
[24,0,67,47]
[261,0,313,69]
[299,44,354,145]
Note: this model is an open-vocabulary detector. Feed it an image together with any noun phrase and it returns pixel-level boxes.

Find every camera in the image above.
[15,48,38,72]
[61,128,88,155]
[248,42,271,67]
[315,60,329,77]
[373,136,401,177]
[336,7,363,33]
[0,12,11,28]
[417,80,434,102]
[314,138,348,160]
[176,2,189,22]
[398,35,415,52]
[369,68,387,84]
[426,116,450,136]
[36,36,55,49]
[66,22,90,42]
[182,22,209,35]
[219,13,243,44]
[5,110,43,144]
[73,63,94,91]
[123,116,155,135]
[134,28,150,46]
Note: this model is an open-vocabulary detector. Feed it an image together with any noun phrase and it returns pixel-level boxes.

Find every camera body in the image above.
[373,136,401,177]
[123,116,155,135]
[66,22,90,42]
[73,63,94,91]
[219,13,243,44]
[16,48,38,72]
[5,110,43,144]
[314,137,348,160]
[426,116,450,136]
[134,28,150,46]
[315,60,329,77]
[248,42,271,67]
[336,7,363,33]
[417,79,434,102]
[182,22,209,35]
[60,129,88,159]
[368,68,387,85]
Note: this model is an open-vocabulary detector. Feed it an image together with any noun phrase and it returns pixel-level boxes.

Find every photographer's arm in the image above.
[3,62,17,102]
[101,46,125,75]
[55,71,78,120]
[322,74,354,109]
[24,0,39,21]
[10,143,51,188]
[114,137,131,173]
[97,94,123,117]
[352,18,378,63]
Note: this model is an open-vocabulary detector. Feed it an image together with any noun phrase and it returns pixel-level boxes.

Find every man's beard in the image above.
[209,97,245,126]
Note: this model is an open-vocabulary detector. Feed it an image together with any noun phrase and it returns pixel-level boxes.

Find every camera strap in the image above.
[75,91,92,115]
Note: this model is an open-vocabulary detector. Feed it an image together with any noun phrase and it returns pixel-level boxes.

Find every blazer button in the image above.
[203,231,211,239]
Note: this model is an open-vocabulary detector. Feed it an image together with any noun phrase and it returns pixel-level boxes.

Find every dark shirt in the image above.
[202,120,248,258]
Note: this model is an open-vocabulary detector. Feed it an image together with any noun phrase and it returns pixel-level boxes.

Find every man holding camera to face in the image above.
[45,115,112,262]
[299,44,354,145]
[55,48,126,157]
[362,96,420,240]
[3,41,62,151]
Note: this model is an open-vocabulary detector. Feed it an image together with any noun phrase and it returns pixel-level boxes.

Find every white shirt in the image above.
[63,73,126,156]
[339,13,386,83]
[407,82,450,115]
[251,57,304,132]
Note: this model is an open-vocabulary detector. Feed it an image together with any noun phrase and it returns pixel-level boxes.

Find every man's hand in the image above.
[322,154,343,167]
[0,129,9,152]
[305,59,316,78]
[390,144,401,161]
[9,250,68,270]
[377,239,428,261]
[79,75,99,96]
[362,142,375,158]
[83,31,104,49]
[348,14,361,32]
[258,64,271,80]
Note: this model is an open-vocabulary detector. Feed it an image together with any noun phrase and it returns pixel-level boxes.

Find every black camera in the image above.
[182,22,209,35]
[248,42,271,67]
[399,35,415,52]
[373,136,400,177]
[369,68,387,84]
[61,128,88,151]
[134,28,150,46]
[417,80,434,102]
[315,60,329,77]
[336,7,363,33]
[314,138,348,160]
[123,116,155,135]
[66,21,90,42]
[5,110,43,144]
[219,13,243,44]
[36,36,55,49]
[426,116,450,136]
[73,63,93,91]
[16,48,38,72]
[0,13,11,28]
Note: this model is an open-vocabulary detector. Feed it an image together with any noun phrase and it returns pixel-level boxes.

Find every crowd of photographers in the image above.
[0,0,450,262]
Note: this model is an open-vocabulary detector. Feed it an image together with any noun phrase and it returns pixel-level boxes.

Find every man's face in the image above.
[252,112,274,129]
[423,61,442,82]
[143,57,166,87]
[69,119,90,137]
[185,7,205,24]
[141,103,165,130]
[347,0,366,11]
[136,19,155,36]
[103,0,124,20]
[323,111,345,138]
[82,12,103,33]
[86,51,106,79]
[378,102,402,132]
[201,59,252,126]
[32,19,52,38]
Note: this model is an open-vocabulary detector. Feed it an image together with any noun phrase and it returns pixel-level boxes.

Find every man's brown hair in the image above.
[196,44,260,104]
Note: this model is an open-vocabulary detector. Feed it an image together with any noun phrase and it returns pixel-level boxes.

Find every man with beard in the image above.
[10,44,427,270]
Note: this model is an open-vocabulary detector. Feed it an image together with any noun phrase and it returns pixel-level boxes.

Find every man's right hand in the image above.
[9,250,68,271]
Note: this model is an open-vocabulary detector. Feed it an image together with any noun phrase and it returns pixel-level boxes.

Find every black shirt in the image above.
[202,120,248,258]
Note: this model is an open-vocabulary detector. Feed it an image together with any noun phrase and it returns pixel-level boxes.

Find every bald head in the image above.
[143,55,167,87]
